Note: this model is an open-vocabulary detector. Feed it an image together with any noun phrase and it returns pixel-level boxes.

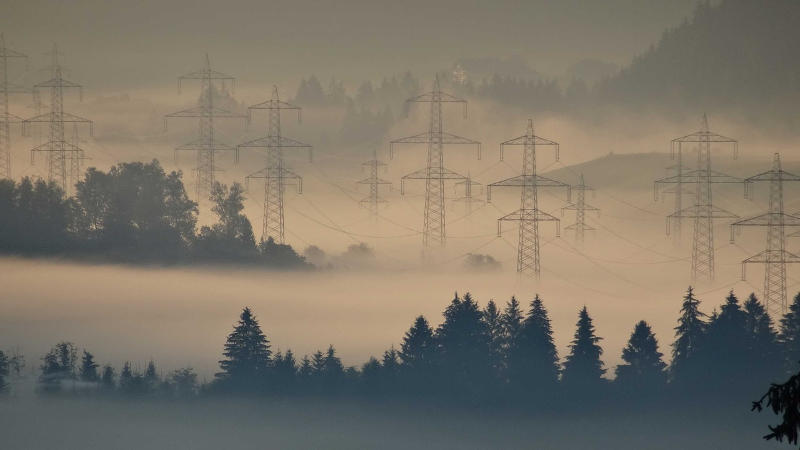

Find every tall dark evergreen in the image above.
[0,350,8,393]
[780,293,800,374]
[500,296,524,356]
[100,365,116,390]
[671,286,706,383]
[217,307,271,388]
[743,293,781,382]
[482,300,504,377]
[399,315,436,391]
[79,351,100,383]
[562,306,605,387]
[435,292,493,395]
[507,295,560,390]
[40,342,78,389]
[614,320,666,391]
[701,291,749,390]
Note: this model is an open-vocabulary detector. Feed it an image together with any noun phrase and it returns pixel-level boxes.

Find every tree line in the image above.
[0,160,308,268]
[4,287,800,410]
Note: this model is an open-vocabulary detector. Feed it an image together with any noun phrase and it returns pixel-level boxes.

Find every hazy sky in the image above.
[1,0,704,91]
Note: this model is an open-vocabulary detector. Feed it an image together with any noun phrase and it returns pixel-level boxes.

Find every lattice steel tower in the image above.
[390,75,480,249]
[487,119,569,278]
[562,174,599,244]
[656,115,740,281]
[453,172,483,216]
[239,86,311,244]
[164,54,245,201]
[0,34,28,179]
[23,44,92,194]
[731,153,800,316]
[358,149,391,217]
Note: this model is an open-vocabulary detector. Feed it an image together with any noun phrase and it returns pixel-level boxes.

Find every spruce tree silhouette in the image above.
[753,368,800,446]
[381,347,400,394]
[702,291,749,391]
[79,351,99,383]
[216,307,271,390]
[482,300,504,379]
[614,320,666,392]
[743,293,781,385]
[435,292,493,397]
[780,293,800,374]
[100,365,116,390]
[0,350,8,393]
[500,297,524,374]
[671,286,707,385]
[40,342,78,390]
[272,350,298,392]
[562,306,606,388]
[507,295,560,393]
[399,315,436,392]
[144,360,159,392]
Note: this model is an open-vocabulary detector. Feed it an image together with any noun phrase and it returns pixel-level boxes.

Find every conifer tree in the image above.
[562,306,605,387]
[40,342,78,389]
[0,350,8,393]
[507,295,560,390]
[780,293,800,374]
[79,351,99,383]
[400,315,435,371]
[119,361,134,393]
[501,297,524,349]
[144,360,159,391]
[273,349,298,391]
[671,286,706,382]
[483,300,504,377]
[702,291,750,390]
[614,320,666,390]
[435,292,493,395]
[217,307,271,388]
[100,365,116,390]
[298,355,313,380]
[744,293,780,380]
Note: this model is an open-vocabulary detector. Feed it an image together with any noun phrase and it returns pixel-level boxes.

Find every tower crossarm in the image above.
[237,135,312,163]
[390,131,480,159]
[165,105,245,120]
[562,202,599,212]
[500,134,559,162]
[245,166,303,193]
[357,176,392,185]
[487,174,569,201]
[669,204,739,219]
[497,209,560,236]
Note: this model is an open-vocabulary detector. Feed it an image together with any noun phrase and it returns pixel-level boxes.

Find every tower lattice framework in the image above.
[390,76,480,250]
[656,115,740,281]
[357,149,391,217]
[23,44,92,194]
[164,54,245,201]
[453,172,483,216]
[562,173,599,244]
[239,86,311,244]
[0,34,28,179]
[731,153,800,316]
[487,119,570,278]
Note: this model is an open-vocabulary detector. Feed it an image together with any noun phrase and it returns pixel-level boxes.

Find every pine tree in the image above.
[144,360,159,391]
[119,361,134,393]
[435,292,493,395]
[0,350,8,393]
[100,365,116,390]
[562,306,605,387]
[501,297,524,349]
[507,295,560,390]
[273,349,298,392]
[744,293,781,381]
[400,315,435,371]
[79,351,99,383]
[614,320,666,390]
[40,342,78,389]
[702,291,750,390]
[780,293,800,374]
[671,286,706,383]
[217,307,271,388]
[482,300,504,377]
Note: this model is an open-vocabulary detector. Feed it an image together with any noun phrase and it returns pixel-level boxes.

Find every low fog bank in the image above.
[0,395,781,450]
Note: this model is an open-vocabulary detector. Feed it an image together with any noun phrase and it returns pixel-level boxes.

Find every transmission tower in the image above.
[453,172,483,215]
[657,115,740,281]
[487,119,570,278]
[731,153,800,316]
[562,173,599,244]
[239,86,311,244]
[0,34,28,179]
[164,54,245,201]
[390,75,480,250]
[357,149,391,217]
[23,44,92,194]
